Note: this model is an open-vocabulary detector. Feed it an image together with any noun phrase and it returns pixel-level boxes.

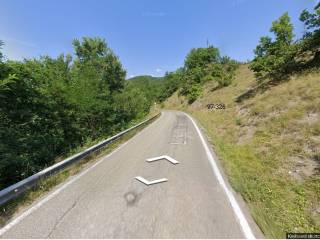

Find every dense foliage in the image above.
[126,73,182,104]
[299,4,320,66]
[159,46,238,103]
[126,75,163,105]
[250,13,296,78]
[0,37,151,189]
[250,4,320,79]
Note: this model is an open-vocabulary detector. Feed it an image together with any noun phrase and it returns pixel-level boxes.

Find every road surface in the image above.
[0,111,262,238]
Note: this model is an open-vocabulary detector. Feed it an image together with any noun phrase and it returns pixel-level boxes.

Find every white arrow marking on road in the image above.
[146,155,179,164]
[134,176,168,186]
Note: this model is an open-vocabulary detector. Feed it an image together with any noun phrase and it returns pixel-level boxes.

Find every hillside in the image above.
[127,75,162,82]
[163,65,320,238]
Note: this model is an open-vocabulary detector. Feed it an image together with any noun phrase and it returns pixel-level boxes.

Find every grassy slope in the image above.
[163,65,320,238]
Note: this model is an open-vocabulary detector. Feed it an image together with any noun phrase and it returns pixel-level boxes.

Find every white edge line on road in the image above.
[185,113,255,239]
[0,113,163,236]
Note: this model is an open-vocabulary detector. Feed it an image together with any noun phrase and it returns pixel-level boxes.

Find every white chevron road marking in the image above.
[134,176,168,185]
[146,155,179,164]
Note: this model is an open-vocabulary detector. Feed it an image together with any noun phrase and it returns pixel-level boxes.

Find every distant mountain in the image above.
[126,75,163,82]
[125,75,165,104]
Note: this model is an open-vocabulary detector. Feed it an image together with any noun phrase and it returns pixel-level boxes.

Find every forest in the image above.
[0,37,156,189]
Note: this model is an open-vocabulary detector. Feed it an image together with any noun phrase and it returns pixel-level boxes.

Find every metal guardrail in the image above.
[0,113,161,206]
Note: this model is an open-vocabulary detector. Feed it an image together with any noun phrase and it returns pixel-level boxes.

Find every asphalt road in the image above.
[0,111,262,238]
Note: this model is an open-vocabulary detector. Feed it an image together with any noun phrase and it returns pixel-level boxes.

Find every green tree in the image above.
[23,55,81,149]
[112,87,149,129]
[0,41,9,80]
[179,46,237,102]
[299,4,320,66]
[157,69,183,102]
[250,13,296,79]
[0,40,3,60]
[181,46,221,102]
[271,12,294,44]
[180,67,202,102]
[73,37,126,93]
[0,37,151,190]
[0,60,77,187]
[70,37,127,137]
[184,46,220,70]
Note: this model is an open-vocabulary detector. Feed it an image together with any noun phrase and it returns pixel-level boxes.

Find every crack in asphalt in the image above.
[46,200,77,238]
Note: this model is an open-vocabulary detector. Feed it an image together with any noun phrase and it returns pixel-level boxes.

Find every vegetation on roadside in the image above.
[151,46,239,104]
[180,46,238,103]
[250,4,320,80]
[163,64,320,238]
[157,4,320,107]
[0,116,158,227]
[157,3,320,238]
[0,37,154,189]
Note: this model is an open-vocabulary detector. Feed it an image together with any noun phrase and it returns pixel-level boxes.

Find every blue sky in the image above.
[0,0,317,78]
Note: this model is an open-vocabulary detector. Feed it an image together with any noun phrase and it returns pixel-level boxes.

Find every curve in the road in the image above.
[0,111,261,238]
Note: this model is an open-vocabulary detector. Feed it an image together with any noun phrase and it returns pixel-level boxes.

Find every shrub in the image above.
[179,46,238,102]
[186,84,202,103]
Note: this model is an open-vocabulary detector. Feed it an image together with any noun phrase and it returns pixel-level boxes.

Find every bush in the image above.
[178,46,238,102]
[186,84,202,103]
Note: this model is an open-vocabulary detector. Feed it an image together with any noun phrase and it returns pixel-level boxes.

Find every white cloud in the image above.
[155,68,162,73]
